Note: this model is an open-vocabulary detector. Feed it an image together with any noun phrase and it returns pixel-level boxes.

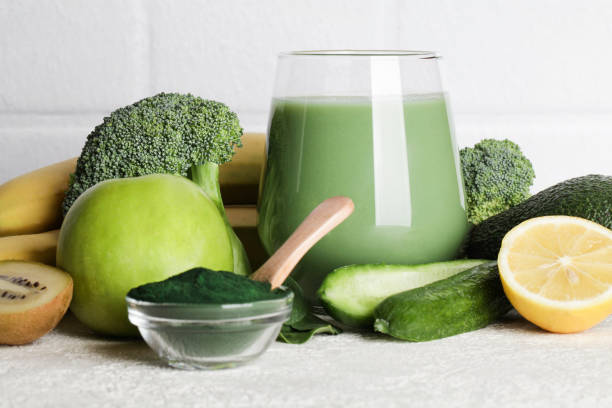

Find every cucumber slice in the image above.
[373,261,512,341]
[317,259,488,328]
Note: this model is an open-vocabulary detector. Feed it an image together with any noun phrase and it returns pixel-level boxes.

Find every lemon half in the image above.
[498,215,612,333]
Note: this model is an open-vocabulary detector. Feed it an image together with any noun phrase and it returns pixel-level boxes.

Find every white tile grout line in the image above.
[141,0,155,95]
[136,0,154,98]
[2,112,612,127]
[377,0,402,47]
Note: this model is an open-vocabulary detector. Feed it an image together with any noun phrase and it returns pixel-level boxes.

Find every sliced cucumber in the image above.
[373,261,512,342]
[317,259,489,328]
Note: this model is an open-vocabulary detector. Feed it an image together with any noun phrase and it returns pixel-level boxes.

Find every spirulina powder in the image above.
[127,267,284,304]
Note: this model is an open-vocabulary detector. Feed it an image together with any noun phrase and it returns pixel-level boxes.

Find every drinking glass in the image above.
[258,50,469,303]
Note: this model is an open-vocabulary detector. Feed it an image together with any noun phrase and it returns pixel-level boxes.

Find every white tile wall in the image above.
[399,0,612,114]
[0,0,150,111]
[147,0,393,114]
[1,0,611,192]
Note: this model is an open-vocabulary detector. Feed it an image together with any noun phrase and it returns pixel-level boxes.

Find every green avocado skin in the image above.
[467,175,612,260]
[373,262,511,342]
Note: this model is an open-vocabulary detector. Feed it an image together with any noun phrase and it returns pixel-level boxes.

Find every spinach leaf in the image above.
[278,277,342,344]
[279,313,342,344]
[284,277,308,326]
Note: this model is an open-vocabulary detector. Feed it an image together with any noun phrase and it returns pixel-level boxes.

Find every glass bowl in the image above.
[126,286,293,370]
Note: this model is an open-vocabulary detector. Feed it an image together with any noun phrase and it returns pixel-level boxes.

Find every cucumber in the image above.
[317,259,488,328]
[373,261,511,342]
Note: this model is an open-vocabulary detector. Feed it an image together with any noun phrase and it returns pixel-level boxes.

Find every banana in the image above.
[224,205,258,227]
[0,206,263,269]
[225,205,268,269]
[0,133,265,237]
[0,158,77,236]
[0,207,260,268]
[219,132,265,205]
[0,230,59,265]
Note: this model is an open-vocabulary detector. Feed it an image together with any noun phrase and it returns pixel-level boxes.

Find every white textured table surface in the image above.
[3,312,612,407]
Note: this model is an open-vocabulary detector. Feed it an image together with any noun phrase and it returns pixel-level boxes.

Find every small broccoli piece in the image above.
[62,92,250,275]
[460,139,535,224]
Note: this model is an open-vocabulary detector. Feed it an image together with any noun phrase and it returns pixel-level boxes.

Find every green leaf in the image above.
[278,277,342,344]
[283,277,308,325]
[279,318,341,344]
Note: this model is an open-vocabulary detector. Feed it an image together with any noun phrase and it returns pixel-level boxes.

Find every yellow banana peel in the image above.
[0,159,77,236]
[0,230,60,265]
[0,132,266,237]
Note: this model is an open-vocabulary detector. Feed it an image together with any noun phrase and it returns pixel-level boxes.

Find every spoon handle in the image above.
[251,196,354,289]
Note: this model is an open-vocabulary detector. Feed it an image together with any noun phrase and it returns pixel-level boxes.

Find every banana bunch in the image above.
[0,133,266,266]
[0,158,77,237]
[0,230,60,265]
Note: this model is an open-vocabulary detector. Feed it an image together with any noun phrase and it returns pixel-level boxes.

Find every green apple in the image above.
[57,174,233,336]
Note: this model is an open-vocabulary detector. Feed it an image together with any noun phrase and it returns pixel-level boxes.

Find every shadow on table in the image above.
[487,310,544,334]
[54,312,99,340]
[335,310,545,343]
[55,312,168,368]
[357,331,409,343]
[88,342,168,368]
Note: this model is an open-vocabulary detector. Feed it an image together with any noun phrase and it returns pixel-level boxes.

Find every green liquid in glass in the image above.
[258,94,469,302]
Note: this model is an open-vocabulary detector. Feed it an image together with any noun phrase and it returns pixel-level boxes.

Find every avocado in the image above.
[373,262,510,341]
[467,175,612,260]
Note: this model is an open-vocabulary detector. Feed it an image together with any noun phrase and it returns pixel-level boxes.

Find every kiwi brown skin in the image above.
[0,278,73,345]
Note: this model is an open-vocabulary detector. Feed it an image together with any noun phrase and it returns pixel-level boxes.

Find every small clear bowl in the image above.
[126,287,293,370]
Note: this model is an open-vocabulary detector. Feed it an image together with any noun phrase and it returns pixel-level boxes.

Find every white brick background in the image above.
[1,0,611,191]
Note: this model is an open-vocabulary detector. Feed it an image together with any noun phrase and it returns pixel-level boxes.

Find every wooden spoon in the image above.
[250,196,354,289]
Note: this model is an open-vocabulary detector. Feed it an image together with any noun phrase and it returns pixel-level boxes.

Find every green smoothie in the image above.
[258,94,469,302]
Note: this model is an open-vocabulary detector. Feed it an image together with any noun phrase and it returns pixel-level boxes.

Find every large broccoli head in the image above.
[62,93,243,215]
[460,139,535,224]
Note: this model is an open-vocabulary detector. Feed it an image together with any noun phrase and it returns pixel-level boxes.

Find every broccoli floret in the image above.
[63,93,242,213]
[460,139,535,224]
[62,92,250,275]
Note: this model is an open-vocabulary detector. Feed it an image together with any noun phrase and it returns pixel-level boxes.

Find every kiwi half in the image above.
[0,261,73,345]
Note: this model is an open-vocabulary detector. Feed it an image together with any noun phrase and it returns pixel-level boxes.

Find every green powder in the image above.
[127,267,284,304]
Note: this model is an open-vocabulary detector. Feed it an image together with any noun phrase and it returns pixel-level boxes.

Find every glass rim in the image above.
[125,285,293,309]
[127,305,292,325]
[279,50,438,58]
